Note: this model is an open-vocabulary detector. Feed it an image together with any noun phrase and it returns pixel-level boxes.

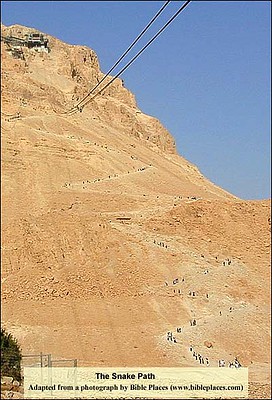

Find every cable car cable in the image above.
[63,0,171,115]
[74,0,171,109]
[79,0,191,111]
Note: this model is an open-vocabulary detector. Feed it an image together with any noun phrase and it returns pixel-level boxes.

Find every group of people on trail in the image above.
[154,239,168,249]
[229,358,242,368]
[167,326,183,343]
[189,347,241,368]
[189,346,209,366]
[167,331,177,343]
[64,162,151,190]
[165,277,184,286]
[219,357,241,368]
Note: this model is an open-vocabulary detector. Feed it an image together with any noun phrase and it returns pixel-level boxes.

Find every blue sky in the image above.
[1,1,271,200]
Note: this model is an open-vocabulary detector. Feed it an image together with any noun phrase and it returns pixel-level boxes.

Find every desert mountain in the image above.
[1,24,270,397]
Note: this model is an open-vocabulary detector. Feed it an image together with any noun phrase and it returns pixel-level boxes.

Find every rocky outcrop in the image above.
[1,23,176,154]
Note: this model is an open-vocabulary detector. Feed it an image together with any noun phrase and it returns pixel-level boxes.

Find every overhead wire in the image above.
[70,0,191,114]
[62,0,171,115]
[73,0,171,111]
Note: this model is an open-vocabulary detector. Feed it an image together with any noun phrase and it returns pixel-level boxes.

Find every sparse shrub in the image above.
[1,328,22,382]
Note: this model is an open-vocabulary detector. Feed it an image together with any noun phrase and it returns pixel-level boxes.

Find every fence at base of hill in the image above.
[22,353,77,372]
